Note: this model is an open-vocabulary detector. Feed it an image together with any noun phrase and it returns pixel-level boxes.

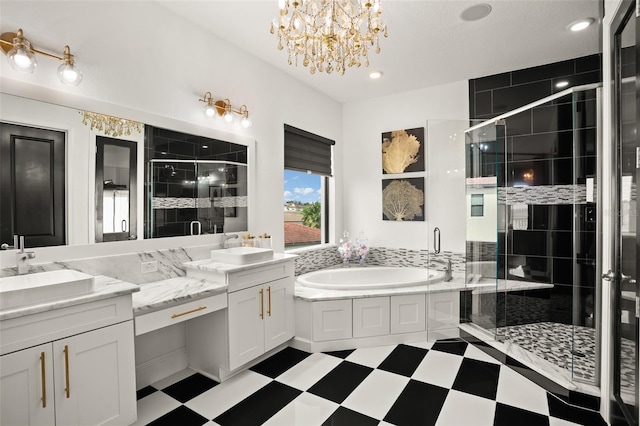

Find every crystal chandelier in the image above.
[270,0,387,75]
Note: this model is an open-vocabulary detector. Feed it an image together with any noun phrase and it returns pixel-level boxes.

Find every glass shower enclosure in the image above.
[146,160,248,238]
[464,83,602,387]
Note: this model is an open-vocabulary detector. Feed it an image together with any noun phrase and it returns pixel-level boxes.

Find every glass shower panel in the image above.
[195,161,248,234]
[147,160,197,238]
[147,160,248,238]
[572,88,599,384]
[464,122,500,340]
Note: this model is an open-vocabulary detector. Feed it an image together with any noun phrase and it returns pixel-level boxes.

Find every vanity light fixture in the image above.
[0,28,83,86]
[198,92,252,128]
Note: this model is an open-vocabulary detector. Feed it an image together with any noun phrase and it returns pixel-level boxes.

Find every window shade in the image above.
[284,124,335,176]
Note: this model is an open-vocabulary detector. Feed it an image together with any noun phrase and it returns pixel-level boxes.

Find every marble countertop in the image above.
[295,273,469,301]
[183,253,297,275]
[0,275,139,321]
[133,276,227,315]
[294,272,556,301]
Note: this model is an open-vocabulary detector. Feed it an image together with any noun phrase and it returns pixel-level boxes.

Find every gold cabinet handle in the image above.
[171,306,207,318]
[63,345,70,398]
[267,286,271,317]
[40,352,47,408]
[259,289,264,319]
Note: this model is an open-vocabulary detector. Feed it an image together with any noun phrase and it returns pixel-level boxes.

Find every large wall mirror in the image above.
[0,92,253,250]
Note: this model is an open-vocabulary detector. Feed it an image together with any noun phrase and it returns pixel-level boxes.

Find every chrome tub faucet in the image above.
[15,235,35,275]
[444,259,453,282]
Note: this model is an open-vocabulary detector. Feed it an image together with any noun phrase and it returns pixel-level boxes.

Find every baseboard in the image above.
[136,346,189,389]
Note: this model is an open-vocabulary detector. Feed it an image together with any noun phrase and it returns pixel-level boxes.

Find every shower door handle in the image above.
[433,227,441,254]
[602,270,615,281]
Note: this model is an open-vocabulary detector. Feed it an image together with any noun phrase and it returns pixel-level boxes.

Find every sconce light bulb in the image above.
[241,116,252,128]
[204,105,216,118]
[223,111,234,123]
[7,40,37,73]
[57,62,83,86]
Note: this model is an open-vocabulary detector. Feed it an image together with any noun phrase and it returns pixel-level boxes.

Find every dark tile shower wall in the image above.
[144,126,248,238]
[467,54,601,329]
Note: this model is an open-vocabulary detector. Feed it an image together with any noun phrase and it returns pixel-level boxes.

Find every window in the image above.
[283,124,334,249]
[470,194,484,217]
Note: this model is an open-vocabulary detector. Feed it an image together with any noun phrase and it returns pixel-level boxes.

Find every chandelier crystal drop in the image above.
[80,111,143,138]
[270,0,387,76]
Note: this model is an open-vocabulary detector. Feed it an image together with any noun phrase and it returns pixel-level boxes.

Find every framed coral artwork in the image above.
[382,177,424,221]
[381,127,425,174]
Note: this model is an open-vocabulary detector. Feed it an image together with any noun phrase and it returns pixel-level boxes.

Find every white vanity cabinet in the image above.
[228,277,294,370]
[186,258,295,380]
[0,295,137,426]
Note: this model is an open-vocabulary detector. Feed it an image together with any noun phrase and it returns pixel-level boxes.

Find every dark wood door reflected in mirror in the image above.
[0,123,66,248]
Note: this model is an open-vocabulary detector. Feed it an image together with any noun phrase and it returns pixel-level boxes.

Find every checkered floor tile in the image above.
[133,339,607,426]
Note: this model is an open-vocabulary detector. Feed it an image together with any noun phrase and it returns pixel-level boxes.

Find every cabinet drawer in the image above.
[1,295,132,356]
[135,294,227,336]
[227,262,293,292]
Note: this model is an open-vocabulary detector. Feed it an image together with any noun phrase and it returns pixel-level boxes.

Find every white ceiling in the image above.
[157,0,603,104]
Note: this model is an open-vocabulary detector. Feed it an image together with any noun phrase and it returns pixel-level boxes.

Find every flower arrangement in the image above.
[355,232,369,266]
[338,231,353,267]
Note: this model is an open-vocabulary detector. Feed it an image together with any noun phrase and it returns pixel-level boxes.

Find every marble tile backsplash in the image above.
[1,244,467,282]
[0,245,219,284]
[292,245,466,276]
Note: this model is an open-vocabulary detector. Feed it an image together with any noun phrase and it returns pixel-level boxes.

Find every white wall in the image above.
[0,1,343,253]
[342,81,469,252]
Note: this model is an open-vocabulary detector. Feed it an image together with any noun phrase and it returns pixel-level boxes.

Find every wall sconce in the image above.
[0,28,83,86]
[198,92,252,128]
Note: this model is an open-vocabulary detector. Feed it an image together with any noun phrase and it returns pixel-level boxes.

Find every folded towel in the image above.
[512,203,528,230]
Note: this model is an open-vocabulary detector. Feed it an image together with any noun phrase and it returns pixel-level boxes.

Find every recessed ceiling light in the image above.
[569,18,594,32]
[556,81,569,88]
[461,3,492,22]
[369,71,383,79]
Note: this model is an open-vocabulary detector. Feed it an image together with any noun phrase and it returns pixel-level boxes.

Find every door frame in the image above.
[609,0,640,423]
[95,136,137,242]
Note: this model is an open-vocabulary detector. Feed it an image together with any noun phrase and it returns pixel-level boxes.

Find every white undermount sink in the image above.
[211,247,274,265]
[0,270,95,310]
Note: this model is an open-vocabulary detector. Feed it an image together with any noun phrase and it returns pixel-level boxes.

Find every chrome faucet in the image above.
[444,259,453,282]
[222,233,239,249]
[15,236,35,275]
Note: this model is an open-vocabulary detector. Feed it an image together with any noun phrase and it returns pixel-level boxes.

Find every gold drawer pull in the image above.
[267,286,271,317]
[171,306,207,318]
[259,289,264,319]
[40,352,47,408]
[63,345,70,399]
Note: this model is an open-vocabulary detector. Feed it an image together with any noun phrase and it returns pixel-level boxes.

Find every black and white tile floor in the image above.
[133,339,606,426]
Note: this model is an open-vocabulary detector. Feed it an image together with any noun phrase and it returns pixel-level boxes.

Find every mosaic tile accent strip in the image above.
[293,246,467,276]
[498,185,586,205]
[152,196,247,209]
[293,245,342,276]
[466,241,497,262]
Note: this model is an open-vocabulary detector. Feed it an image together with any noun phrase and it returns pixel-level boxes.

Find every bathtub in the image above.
[297,266,445,290]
